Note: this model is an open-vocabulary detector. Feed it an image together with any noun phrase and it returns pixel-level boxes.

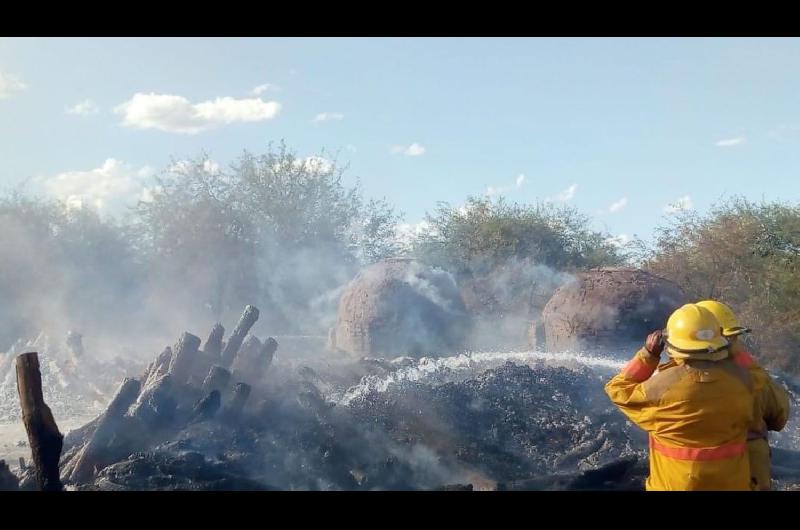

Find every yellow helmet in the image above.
[664,303,729,361]
[695,299,750,337]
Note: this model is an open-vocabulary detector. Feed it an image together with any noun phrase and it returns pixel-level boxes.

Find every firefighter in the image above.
[696,299,790,490]
[605,303,754,490]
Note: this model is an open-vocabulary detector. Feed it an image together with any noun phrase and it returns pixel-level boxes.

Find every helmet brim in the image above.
[722,327,751,337]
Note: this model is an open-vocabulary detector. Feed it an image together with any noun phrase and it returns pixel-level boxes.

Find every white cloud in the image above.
[38,159,154,214]
[715,136,746,147]
[65,99,100,116]
[168,160,193,174]
[608,197,628,213]
[312,112,344,124]
[548,183,578,202]
[293,156,333,173]
[139,185,161,204]
[0,70,26,98]
[606,234,631,248]
[395,220,437,252]
[250,83,279,96]
[406,143,426,156]
[486,173,527,197]
[391,143,426,157]
[167,158,222,175]
[396,220,432,242]
[203,159,220,173]
[664,195,693,213]
[114,92,281,134]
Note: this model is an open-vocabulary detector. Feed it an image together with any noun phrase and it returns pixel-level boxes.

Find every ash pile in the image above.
[0,331,141,424]
[344,361,651,490]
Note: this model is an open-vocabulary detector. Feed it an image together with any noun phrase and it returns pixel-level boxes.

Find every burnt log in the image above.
[231,335,262,384]
[168,332,201,384]
[126,374,176,428]
[224,382,252,420]
[188,390,221,424]
[62,415,103,456]
[188,374,205,388]
[298,380,332,417]
[262,337,278,368]
[143,346,172,387]
[16,352,64,491]
[203,323,225,360]
[202,365,231,394]
[221,305,259,368]
[67,377,141,484]
[189,323,226,385]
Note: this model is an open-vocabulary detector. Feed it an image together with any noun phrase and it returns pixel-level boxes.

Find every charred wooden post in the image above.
[231,335,261,377]
[68,377,141,484]
[61,415,102,457]
[240,335,262,358]
[298,380,331,417]
[189,390,221,424]
[168,332,201,384]
[202,365,231,394]
[203,323,225,360]
[191,323,226,384]
[143,346,172,387]
[18,457,25,470]
[221,305,259,368]
[127,374,175,427]
[16,352,64,491]
[262,337,278,367]
[225,382,252,419]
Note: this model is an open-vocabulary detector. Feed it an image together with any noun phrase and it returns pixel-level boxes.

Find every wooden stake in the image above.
[16,352,63,491]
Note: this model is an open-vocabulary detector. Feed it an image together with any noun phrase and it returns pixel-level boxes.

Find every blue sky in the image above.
[2,37,800,245]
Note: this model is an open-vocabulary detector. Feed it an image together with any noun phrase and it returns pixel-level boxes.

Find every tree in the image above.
[412,196,624,275]
[642,197,800,373]
[133,155,256,325]
[133,143,403,333]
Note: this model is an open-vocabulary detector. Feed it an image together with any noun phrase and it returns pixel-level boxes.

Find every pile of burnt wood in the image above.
[44,305,277,488]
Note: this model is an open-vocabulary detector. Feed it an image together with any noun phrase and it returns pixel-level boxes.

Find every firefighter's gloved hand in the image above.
[645,330,664,358]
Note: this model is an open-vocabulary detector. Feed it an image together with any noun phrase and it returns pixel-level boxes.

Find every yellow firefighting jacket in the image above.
[605,348,755,490]
[730,344,791,490]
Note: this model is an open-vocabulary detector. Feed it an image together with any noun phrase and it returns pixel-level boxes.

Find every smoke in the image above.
[0,197,151,359]
[0,143,401,368]
[401,261,461,313]
[459,257,576,351]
